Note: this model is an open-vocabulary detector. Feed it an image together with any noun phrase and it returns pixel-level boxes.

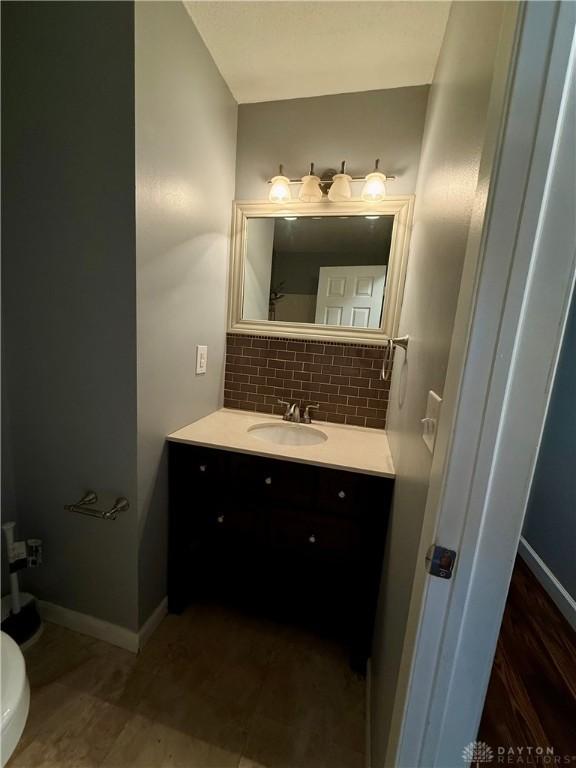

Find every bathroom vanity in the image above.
[167,409,395,671]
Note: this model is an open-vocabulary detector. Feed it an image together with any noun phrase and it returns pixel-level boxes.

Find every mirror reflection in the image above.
[242,216,393,328]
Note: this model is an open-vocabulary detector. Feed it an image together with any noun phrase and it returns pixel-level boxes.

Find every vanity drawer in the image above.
[228,452,317,509]
[270,508,359,562]
[173,445,229,495]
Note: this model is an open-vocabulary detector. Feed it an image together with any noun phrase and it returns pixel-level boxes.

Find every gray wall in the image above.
[235,87,429,200]
[135,2,238,624]
[1,1,139,628]
[523,288,576,601]
[370,3,508,763]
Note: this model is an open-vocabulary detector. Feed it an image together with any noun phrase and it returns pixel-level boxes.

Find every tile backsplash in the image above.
[224,334,390,429]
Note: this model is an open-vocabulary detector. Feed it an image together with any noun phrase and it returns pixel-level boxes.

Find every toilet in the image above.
[1,632,30,766]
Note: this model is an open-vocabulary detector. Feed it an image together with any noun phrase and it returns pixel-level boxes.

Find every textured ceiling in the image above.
[184,1,450,104]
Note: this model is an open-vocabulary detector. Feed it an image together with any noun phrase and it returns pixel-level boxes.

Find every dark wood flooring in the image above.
[479,556,576,755]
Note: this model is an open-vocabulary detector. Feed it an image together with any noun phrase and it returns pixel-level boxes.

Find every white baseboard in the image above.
[139,597,168,650]
[366,658,372,768]
[38,600,139,653]
[37,596,168,654]
[518,537,576,632]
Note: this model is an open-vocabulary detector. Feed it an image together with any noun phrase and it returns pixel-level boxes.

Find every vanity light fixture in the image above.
[299,163,322,202]
[266,162,395,201]
[284,216,298,221]
[328,161,352,201]
[269,164,291,204]
[361,159,387,202]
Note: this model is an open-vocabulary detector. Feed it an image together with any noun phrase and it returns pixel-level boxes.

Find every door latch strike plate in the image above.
[425,544,457,579]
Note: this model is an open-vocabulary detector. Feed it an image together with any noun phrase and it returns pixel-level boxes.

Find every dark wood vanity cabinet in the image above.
[168,441,393,671]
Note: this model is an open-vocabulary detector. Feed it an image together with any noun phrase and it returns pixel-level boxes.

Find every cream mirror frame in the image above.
[227,197,414,344]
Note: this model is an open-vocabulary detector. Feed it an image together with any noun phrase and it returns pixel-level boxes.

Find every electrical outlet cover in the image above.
[196,345,208,375]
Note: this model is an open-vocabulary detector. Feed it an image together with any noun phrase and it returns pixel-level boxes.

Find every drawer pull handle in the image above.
[338,490,346,499]
[264,477,272,485]
[217,515,224,524]
[199,465,207,473]
[308,535,316,544]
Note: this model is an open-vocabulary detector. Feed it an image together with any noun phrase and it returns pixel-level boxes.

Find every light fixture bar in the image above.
[267,172,396,184]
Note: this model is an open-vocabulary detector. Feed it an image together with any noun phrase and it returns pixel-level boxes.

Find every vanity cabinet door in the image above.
[317,470,360,517]
[266,460,318,510]
[171,444,228,511]
[317,469,384,519]
[200,504,259,550]
[227,452,279,505]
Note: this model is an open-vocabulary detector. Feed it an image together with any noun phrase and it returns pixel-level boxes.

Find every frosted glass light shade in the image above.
[328,173,352,201]
[361,171,387,202]
[299,175,322,202]
[269,174,291,203]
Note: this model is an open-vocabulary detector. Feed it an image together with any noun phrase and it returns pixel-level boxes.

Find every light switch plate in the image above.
[196,345,208,375]
[422,390,442,454]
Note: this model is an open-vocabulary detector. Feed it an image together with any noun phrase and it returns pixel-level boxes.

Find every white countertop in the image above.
[167,408,395,478]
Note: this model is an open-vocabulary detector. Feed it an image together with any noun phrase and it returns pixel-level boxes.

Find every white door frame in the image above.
[387,3,576,766]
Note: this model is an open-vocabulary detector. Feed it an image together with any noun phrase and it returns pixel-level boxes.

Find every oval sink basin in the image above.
[248,422,327,447]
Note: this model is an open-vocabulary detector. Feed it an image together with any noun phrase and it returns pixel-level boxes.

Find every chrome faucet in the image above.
[278,400,320,424]
[278,400,300,422]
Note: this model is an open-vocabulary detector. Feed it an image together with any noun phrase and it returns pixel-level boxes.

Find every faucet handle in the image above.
[278,399,291,419]
[303,403,320,423]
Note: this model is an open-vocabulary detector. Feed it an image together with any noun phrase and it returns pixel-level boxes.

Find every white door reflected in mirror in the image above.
[315,265,387,328]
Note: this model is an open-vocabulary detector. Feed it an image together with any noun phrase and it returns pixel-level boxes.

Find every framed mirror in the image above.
[228,197,414,343]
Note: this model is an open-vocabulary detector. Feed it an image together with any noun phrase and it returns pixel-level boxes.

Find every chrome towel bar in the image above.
[64,491,129,520]
[382,335,410,381]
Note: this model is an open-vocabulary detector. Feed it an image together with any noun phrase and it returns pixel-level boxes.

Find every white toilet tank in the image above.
[1,631,30,766]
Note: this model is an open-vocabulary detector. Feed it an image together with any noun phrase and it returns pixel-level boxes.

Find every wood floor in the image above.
[9,604,365,768]
[479,556,576,755]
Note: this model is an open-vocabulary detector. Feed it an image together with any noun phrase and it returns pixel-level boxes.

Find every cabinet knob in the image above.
[264,476,272,485]
[308,535,316,544]
[199,464,207,473]
[217,515,224,524]
[338,490,346,499]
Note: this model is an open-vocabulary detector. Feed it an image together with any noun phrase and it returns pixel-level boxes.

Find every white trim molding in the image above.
[38,600,139,652]
[518,537,576,632]
[37,597,169,653]
[227,197,414,345]
[139,597,168,650]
